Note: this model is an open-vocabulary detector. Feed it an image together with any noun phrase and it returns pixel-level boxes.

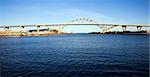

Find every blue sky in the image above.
[0,0,149,33]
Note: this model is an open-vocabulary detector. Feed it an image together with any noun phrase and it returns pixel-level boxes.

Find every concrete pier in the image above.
[137,26,142,31]
[122,25,127,32]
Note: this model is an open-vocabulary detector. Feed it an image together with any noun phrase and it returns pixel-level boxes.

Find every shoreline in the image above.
[0,33,149,37]
[0,30,149,37]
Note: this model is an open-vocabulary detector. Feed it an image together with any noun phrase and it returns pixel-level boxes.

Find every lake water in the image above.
[0,34,149,77]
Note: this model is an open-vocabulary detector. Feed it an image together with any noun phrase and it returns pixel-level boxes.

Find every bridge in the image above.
[0,18,150,33]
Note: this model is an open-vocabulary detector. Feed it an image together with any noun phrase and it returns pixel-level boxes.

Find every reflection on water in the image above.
[0,34,149,77]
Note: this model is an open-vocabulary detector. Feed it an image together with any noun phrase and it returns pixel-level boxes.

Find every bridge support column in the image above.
[122,25,127,32]
[58,25,62,34]
[97,25,101,32]
[137,26,142,32]
[97,25,105,33]
[4,27,10,34]
[58,24,65,34]
[20,26,25,35]
[37,26,40,32]
[4,27,9,31]
[21,26,25,31]
[47,26,50,31]
[45,25,50,31]
[58,25,61,31]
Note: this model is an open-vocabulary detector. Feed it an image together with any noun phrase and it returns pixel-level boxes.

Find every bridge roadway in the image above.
[0,23,149,32]
[0,17,149,34]
[0,23,150,28]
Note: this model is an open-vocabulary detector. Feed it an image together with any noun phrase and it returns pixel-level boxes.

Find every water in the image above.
[0,34,149,77]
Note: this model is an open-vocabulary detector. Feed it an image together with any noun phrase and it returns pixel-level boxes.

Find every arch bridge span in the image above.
[0,18,150,33]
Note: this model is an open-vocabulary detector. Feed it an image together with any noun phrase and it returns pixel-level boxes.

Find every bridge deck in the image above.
[0,24,149,28]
